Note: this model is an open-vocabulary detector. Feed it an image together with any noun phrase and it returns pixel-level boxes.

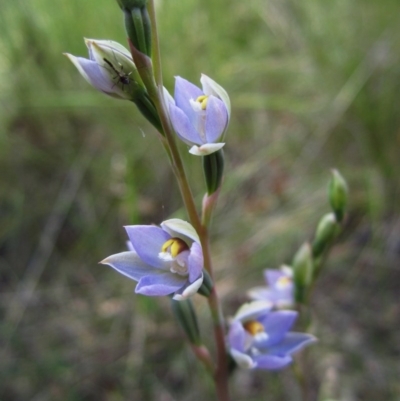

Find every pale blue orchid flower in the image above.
[167,75,231,156]
[247,266,294,308]
[228,301,316,370]
[101,219,204,301]
[65,39,143,100]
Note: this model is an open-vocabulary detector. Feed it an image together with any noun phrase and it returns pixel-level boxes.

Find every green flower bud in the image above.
[115,0,151,57]
[116,0,147,8]
[328,169,348,222]
[124,8,151,56]
[312,213,339,258]
[292,243,313,304]
[197,269,214,297]
[171,298,201,345]
[203,149,224,195]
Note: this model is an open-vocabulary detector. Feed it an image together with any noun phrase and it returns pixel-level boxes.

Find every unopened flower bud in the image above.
[171,298,201,345]
[115,0,151,56]
[328,169,348,222]
[116,0,147,8]
[203,149,224,195]
[292,243,313,304]
[312,213,339,258]
[197,269,214,297]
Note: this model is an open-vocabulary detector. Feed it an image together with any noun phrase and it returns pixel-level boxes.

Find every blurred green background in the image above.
[1,0,399,400]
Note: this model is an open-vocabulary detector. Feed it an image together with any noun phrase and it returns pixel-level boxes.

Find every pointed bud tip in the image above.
[328,169,348,222]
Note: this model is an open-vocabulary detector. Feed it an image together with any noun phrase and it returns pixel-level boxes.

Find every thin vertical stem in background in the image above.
[147,2,231,400]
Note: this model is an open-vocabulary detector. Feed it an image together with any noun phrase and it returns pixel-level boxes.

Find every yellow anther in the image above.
[196,95,209,110]
[161,237,189,258]
[161,239,175,253]
[277,276,291,286]
[243,320,265,336]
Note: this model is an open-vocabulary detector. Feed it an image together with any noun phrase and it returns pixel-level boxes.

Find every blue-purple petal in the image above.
[188,242,203,282]
[258,311,298,347]
[100,251,155,281]
[169,103,202,146]
[267,333,317,356]
[125,226,170,269]
[205,95,228,143]
[228,321,246,352]
[174,77,203,123]
[75,57,115,94]
[254,354,293,370]
[247,286,273,301]
[136,272,186,296]
[265,269,283,287]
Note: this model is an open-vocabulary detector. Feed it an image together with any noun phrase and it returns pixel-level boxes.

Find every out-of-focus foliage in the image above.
[0,0,399,400]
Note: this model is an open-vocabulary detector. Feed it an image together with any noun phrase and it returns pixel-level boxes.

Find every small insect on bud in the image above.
[65,39,144,101]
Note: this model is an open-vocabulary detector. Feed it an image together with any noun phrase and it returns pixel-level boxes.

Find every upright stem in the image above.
[147,0,200,231]
[198,225,230,400]
[147,2,230,400]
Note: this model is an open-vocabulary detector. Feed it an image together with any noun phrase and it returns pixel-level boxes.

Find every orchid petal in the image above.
[136,273,186,296]
[125,225,170,269]
[233,301,272,322]
[189,143,225,156]
[64,54,126,99]
[169,103,203,146]
[258,311,298,347]
[188,242,203,282]
[247,286,273,301]
[228,321,246,352]
[205,96,228,143]
[174,76,203,123]
[65,55,114,93]
[230,349,256,369]
[264,269,285,287]
[254,354,293,370]
[201,74,231,119]
[268,333,317,356]
[173,274,203,300]
[161,218,200,244]
[85,38,132,60]
[100,251,154,281]
[163,86,175,106]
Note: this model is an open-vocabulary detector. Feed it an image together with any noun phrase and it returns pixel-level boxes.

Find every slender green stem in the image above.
[147,0,200,231]
[197,226,230,400]
[147,2,230,400]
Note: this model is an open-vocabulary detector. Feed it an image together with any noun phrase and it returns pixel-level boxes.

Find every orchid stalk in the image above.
[62,0,352,400]
[145,3,230,399]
